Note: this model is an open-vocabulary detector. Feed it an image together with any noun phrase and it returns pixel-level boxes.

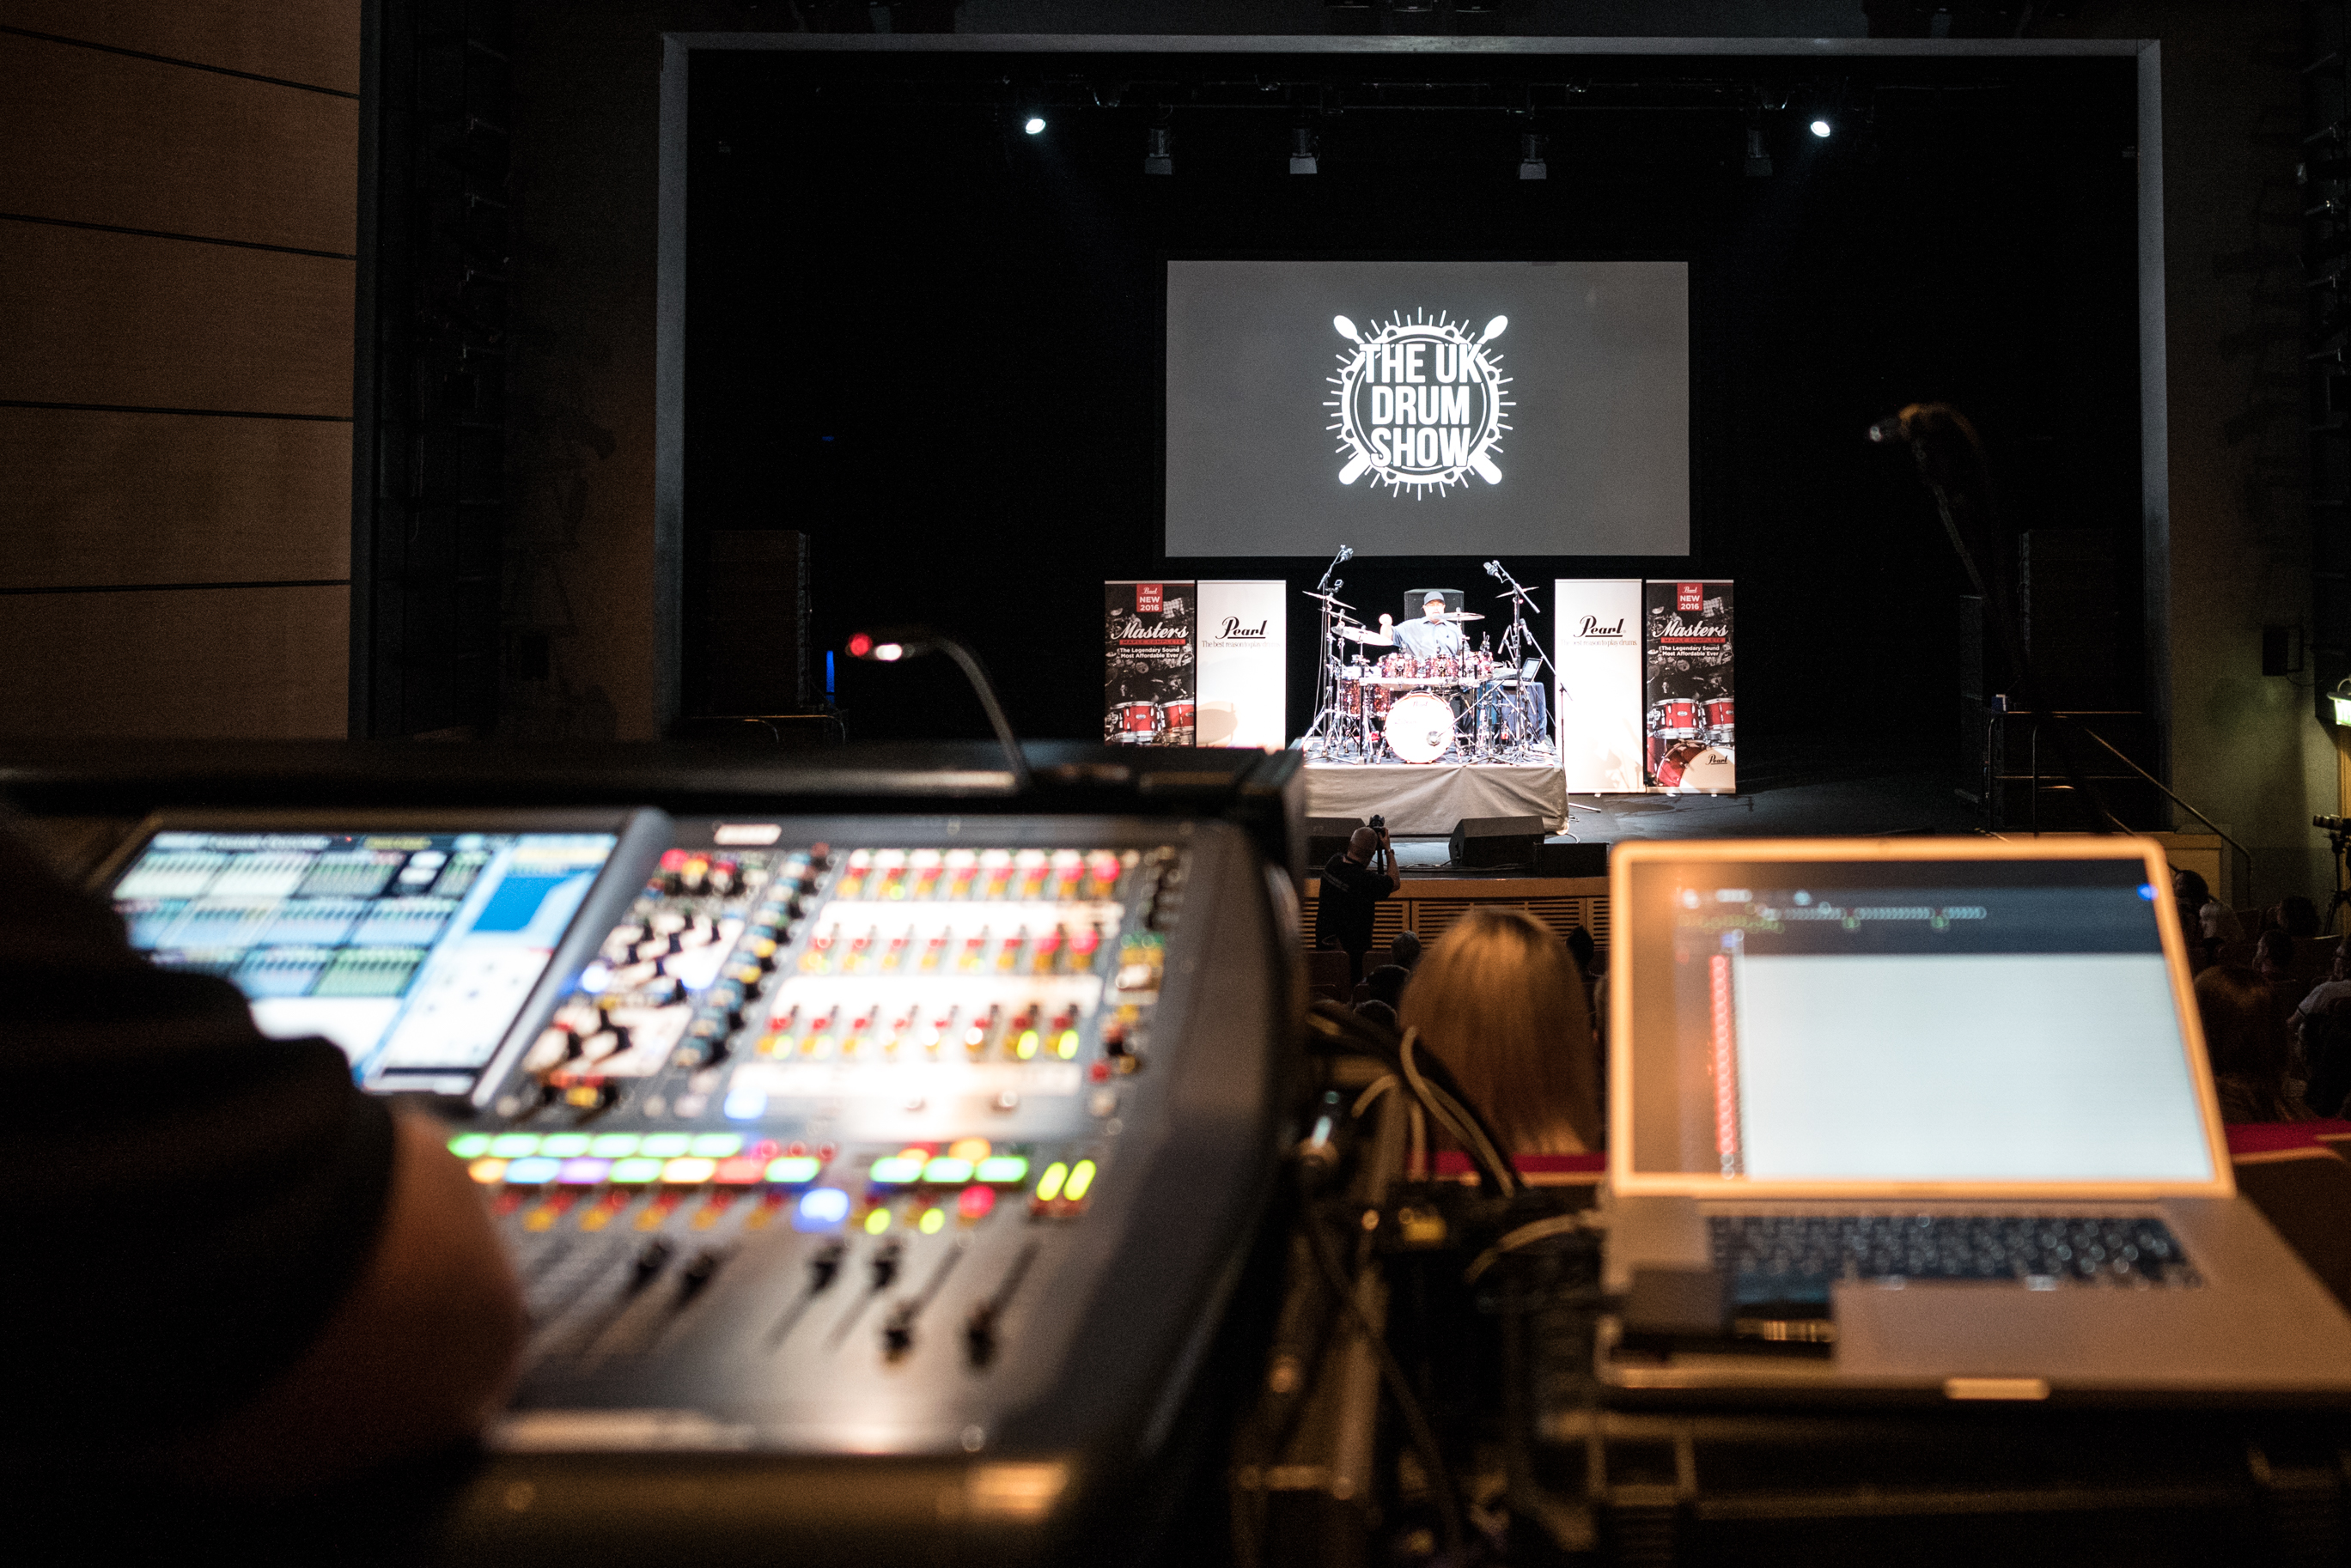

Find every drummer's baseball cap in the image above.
[1423,592,1446,606]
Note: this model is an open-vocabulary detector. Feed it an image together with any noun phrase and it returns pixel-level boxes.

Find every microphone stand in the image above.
[1301,546,1354,760]
[1486,561,1555,759]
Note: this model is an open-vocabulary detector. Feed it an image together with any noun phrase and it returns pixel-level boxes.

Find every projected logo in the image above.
[1326,312,1513,495]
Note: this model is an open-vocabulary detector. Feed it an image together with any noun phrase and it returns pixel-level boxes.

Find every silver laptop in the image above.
[1601,836,2351,1402]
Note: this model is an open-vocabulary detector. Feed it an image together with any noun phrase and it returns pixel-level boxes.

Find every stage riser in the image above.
[1300,875,1609,958]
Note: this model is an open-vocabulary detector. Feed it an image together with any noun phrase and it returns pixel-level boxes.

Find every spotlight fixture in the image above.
[1290,125,1319,176]
[1518,131,1547,180]
[1023,115,1046,135]
[1144,125,1172,176]
[2333,678,2351,727]
[1809,118,1833,139]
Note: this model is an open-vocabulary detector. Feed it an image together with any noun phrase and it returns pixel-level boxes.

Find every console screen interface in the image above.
[1625,859,2213,1183]
[113,830,617,1094]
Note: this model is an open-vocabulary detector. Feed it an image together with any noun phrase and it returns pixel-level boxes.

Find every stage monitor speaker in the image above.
[1533,840,1608,878]
[1449,815,1544,868]
[700,530,809,715]
[1307,816,1364,866]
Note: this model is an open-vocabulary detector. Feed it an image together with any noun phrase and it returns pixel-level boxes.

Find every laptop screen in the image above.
[1620,852,2216,1185]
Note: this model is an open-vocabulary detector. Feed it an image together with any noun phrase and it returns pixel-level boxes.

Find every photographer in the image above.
[1315,819,1400,984]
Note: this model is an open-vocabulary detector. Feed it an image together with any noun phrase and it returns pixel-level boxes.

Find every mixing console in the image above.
[96,805,1286,1563]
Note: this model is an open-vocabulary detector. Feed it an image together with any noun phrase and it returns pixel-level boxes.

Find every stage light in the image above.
[2333,678,2351,727]
[1809,118,1832,138]
[1024,115,1046,135]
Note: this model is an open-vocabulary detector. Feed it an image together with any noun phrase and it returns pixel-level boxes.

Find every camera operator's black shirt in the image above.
[0,821,396,1455]
[1316,852,1394,952]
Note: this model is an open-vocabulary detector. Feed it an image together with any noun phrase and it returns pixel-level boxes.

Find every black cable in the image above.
[1304,1001,1520,1197]
[1304,1208,1468,1565]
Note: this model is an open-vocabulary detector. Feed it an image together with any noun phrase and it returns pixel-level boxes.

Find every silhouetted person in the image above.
[0,817,525,1524]
[1388,929,1423,972]
[1316,824,1398,985]
[2279,896,2322,940]
[1362,963,1410,1012]
[1399,907,1599,1154]
[2198,963,2309,1124]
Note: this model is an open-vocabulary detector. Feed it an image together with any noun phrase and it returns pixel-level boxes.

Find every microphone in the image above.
[1484,560,1501,579]
[1866,411,1909,445]
[1338,544,1354,562]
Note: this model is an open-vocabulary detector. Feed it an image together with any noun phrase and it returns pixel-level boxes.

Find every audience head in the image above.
[1363,963,1410,1010]
[2172,866,2212,908]
[1345,828,1378,863]
[1388,929,1423,971]
[1355,999,1398,1031]
[2281,896,2321,940]
[2196,963,2301,1121]
[2255,928,2295,981]
[1398,907,1599,1154]
[1564,924,1596,978]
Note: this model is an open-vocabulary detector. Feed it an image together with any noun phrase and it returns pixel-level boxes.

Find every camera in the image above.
[1368,814,1386,832]
[2318,816,2350,833]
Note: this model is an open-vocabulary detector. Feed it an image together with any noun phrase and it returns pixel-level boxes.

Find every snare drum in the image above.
[1113,701,1161,742]
[1428,654,1457,681]
[1162,700,1195,744]
[1384,690,1456,764]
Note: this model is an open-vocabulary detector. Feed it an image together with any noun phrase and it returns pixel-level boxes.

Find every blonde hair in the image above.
[1398,907,1599,1154]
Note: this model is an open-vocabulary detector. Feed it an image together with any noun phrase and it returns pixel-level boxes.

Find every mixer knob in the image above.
[629,1238,674,1293]
[678,1248,729,1304]
[882,1302,917,1361]
[869,1239,903,1291]
[808,1241,846,1293]
[965,1302,999,1368]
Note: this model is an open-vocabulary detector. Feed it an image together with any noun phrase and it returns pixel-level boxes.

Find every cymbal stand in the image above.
[1485,562,1555,762]
[1300,553,1362,761]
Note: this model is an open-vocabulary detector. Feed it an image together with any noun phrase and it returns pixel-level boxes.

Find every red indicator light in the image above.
[959,1185,996,1220]
[1089,1060,1112,1082]
[848,633,873,657]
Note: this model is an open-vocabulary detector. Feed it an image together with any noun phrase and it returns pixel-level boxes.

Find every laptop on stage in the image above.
[1600,836,2351,1402]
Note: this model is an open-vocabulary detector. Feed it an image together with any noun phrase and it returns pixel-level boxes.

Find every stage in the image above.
[1302,759,1568,835]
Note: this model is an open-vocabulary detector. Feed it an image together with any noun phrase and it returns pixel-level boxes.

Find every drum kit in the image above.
[1301,553,1557,767]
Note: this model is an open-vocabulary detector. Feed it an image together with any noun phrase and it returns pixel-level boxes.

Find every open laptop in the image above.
[1601,836,2351,1402]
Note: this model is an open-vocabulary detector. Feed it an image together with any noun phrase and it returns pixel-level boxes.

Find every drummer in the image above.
[1392,591,1468,662]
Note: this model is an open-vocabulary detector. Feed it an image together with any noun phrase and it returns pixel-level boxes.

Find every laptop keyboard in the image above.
[1710,1215,2202,1296]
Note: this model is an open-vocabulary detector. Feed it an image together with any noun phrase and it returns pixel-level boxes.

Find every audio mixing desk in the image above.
[82,773,1296,1566]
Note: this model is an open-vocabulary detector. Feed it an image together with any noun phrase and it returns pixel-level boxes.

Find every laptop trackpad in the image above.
[1835,1282,2320,1386]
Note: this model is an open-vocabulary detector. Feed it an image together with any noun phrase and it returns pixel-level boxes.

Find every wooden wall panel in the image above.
[0,585,348,738]
[0,222,351,415]
[0,408,348,588]
[0,33,357,253]
[1,0,361,94]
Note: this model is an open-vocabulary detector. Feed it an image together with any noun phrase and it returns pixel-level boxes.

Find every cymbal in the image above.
[1433,611,1485,622]
[1300,588,1355,609]
[1339,626,1393,645]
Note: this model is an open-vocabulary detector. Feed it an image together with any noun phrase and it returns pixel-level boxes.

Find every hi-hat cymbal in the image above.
[1339,625,1393,645]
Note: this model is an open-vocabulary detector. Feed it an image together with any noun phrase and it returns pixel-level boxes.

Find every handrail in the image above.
[2068,723,2255,872]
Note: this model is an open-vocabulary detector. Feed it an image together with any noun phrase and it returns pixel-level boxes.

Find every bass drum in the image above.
[1383,690,1456,764]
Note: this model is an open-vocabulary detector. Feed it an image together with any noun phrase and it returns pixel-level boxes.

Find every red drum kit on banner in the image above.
[1645,695,1734,788]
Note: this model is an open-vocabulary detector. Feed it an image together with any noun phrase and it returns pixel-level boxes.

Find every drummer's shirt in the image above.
[1392,617,1465,661]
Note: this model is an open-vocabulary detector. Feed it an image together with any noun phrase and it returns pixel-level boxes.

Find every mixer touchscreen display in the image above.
[110,829,618,1094]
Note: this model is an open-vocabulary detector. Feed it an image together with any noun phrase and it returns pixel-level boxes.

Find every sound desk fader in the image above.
[96,809,1288,1565]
